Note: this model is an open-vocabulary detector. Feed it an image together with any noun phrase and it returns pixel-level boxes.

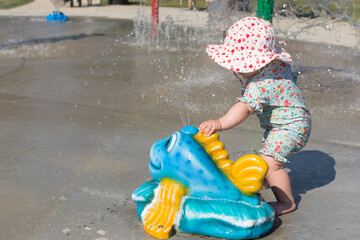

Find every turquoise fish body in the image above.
[132,126,274,239]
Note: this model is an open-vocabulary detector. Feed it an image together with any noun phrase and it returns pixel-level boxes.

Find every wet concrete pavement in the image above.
[0,16,359,240]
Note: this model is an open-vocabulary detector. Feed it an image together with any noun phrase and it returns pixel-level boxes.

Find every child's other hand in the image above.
[199,120,222,137]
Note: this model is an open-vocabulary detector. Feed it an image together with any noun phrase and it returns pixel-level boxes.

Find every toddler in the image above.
[199,17,311,216]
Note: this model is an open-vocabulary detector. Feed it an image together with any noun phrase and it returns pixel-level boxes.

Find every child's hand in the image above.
[199,120,222,137]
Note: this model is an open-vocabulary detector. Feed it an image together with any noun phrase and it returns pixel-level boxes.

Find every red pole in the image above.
[152,0,159,37]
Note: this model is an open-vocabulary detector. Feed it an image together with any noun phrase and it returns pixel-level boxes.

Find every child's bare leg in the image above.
[261,154,296,216]
[262,178,269,189]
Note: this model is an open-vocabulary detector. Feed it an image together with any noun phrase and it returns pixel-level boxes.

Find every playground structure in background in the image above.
[151,0,273,36]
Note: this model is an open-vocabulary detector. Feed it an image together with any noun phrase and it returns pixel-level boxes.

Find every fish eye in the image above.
[165,133,177,152]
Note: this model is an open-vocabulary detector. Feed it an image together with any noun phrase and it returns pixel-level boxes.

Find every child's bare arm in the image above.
[199,102,254,136]
[219,101,254,130]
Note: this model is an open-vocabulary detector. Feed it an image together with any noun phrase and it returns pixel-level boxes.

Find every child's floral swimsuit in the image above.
[237,60,311,163]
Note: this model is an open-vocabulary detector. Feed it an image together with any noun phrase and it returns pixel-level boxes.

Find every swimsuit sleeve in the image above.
[236,79,268,113]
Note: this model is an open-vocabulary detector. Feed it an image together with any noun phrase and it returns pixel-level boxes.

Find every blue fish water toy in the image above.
[132,126,274,239]
[46,11,68,22]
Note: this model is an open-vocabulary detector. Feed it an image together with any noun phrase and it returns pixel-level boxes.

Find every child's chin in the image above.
[238,75,249,81]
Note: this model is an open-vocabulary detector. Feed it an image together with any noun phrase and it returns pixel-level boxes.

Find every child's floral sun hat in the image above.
[206,17,292,73]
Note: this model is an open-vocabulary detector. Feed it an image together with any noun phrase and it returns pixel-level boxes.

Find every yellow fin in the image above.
[142,178,187,239]
[194,132,233,175]
[229,154,268,196]
[194,132,268,196]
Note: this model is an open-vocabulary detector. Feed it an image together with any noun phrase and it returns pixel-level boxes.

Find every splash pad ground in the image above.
[0,1,359,240]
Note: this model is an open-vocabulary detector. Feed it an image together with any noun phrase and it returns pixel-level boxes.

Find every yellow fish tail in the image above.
[230,154,268,196]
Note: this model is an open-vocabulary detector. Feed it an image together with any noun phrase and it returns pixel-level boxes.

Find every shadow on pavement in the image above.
[288,150,336,205]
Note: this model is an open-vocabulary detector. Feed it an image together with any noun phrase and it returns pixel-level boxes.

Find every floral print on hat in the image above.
[206,17,292,73]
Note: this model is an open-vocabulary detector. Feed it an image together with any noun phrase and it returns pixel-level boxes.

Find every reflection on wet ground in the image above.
[0,16,359,240]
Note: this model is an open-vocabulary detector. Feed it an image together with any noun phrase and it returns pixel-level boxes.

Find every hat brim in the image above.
[206,44,292,73]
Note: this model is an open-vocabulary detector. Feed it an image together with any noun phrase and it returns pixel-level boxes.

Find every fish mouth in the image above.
[149,141,164,172]
[150,159,162,171]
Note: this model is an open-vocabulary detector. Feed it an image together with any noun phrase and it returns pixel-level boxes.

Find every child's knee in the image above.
[260,154,284,172]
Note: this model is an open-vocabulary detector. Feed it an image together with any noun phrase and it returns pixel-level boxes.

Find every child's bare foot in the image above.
[269,202,296,216]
